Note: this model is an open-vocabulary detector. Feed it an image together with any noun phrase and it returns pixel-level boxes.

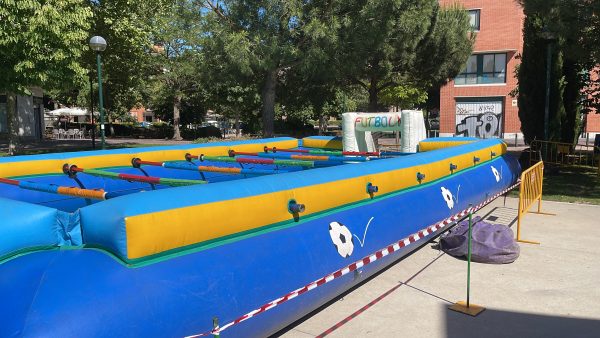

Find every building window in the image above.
[145,115,153,122]
[468,9,480,31]
[455,53,506,85]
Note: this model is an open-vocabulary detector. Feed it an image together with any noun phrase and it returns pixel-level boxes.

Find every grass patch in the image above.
[509,165,600,205]
[542,166,600,204]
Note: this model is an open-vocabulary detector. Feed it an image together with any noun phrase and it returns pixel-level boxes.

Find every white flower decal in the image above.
[329,221,354,258]
[491,166,500,182]
[441,187,454,209]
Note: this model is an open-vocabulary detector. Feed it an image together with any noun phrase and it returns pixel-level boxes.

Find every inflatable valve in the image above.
[185,153,194,162]
[450,163,458,173]
[416,172,426,184]
[366,182,379,194]
[473,156,481,165]
[131,158,142,168]
[288,200,306,214]
[62,163,78,178]
[490,151,497,158]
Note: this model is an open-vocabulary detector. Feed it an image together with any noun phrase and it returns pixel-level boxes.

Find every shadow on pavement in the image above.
[445,305,600,338]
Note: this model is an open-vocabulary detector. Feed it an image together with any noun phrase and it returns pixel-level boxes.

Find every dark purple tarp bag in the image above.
[440,216,520,264]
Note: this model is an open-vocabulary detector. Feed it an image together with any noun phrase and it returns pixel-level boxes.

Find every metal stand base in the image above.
[449,301,486,317]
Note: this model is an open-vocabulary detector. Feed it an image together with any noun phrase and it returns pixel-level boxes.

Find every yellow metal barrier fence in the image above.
[517,160,555,244]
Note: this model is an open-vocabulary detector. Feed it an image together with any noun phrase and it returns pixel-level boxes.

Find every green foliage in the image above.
[518,13,563,143]
[192,137,222,144]
[412,5,476,88]
[379,85,428,110]
[335,1,473,111]
[517,0,590,144]
[88,0,173,117]
[149,86,208,126]
[0,0,92,93]
[0,0,91,154]
[1,0,479,144]
[201,0,342,136]
[147,0,206,139]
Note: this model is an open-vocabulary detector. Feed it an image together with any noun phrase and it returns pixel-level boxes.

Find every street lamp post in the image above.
[88,73,96,149]
[89,36,107,149]
[540,27,556,141]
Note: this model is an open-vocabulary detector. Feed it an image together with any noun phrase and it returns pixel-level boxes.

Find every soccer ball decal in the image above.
[440,187,454,209]
[491,166,500,182]
[329,221,354,258]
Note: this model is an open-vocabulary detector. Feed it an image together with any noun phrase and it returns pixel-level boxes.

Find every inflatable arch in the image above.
[342,111,427,153]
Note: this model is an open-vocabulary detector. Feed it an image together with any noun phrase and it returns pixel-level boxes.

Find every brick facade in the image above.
[584,70,600,138]
[129,106,158,123]
[586,113,600,137]
[439,0,525,138]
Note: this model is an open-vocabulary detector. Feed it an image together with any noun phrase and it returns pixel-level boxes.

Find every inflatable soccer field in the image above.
[0,136,520,337]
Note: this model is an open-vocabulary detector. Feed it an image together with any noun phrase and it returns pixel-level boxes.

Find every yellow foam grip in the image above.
[57,186,106,200]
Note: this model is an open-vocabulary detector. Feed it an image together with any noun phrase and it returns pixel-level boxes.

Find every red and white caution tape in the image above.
[185,182,520,337]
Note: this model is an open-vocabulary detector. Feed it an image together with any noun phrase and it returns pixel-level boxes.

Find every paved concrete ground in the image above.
[278,198,600,338]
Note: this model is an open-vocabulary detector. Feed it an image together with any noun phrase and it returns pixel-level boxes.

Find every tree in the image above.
[552,0,600,115]
[411,5,476,88]
[148,0,205,140]
[517,0,591,144]
[87,0,173,127]
[336,1,473,111]
[517,13,563,143]
[379,85,428,110]
[199,23,263,136]
[202,0,338,137]
[0,0,91,155]
[278,43,344,135]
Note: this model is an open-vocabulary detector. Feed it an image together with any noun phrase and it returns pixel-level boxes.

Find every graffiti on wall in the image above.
[455,101,503,138]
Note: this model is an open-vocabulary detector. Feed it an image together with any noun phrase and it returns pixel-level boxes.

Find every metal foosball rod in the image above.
[134,158,287,176]
[229,150,370,162]
[0,177,109,200]
[63,163,206,187]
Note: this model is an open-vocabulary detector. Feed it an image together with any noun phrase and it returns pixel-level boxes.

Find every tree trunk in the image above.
[235,112,241,137]
[261,70,277,137]
[561,57,581,145]
[103,87,115,137]
[172,94,183,140]
[319,115,328,136]
[108,114,115,137]
[367,77,379,112]
[7,93,20,156]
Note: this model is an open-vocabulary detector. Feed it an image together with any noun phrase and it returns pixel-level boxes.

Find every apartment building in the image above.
[439,0,600,140]
[129,106,158,123]
[438,0,524,139]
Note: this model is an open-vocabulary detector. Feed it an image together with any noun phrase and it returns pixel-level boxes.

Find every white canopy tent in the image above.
[45,108,99,133]
[46,108,93,117]
[45,107,98,124]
